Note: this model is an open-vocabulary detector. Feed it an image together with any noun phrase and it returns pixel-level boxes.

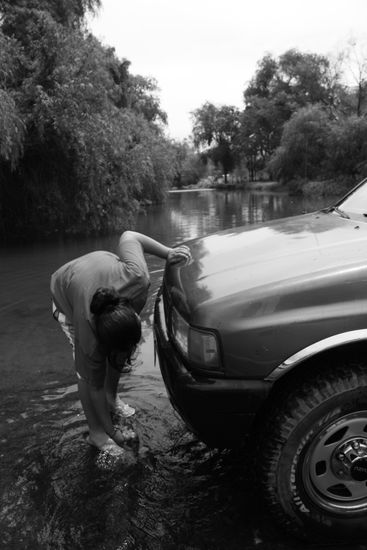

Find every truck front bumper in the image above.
[153,290,272,448]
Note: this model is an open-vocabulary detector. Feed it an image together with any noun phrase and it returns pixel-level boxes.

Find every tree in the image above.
[244,50,338,110]
[268,105,331,183]
[244,53,278,100]
[170,141,205,188]
[326,115,367,178]
[0,32,25,168]
[276,49,335,107]
[240,49,343,177]
[192,102,241,182]
[239,94,292,180]
[341,38,367,117]
[127,74,167,125]
[0,0,101,28]
[0,2,173,241]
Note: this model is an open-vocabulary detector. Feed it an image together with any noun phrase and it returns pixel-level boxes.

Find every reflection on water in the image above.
[0,189,354,550]
[136,189,334,246]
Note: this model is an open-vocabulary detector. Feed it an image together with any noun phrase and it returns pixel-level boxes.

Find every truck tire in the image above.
[257,360,367,541]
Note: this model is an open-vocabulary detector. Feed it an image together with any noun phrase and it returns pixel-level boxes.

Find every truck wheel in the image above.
[258,361,367,541]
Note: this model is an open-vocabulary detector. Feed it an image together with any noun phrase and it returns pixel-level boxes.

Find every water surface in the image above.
[1,189,361,549]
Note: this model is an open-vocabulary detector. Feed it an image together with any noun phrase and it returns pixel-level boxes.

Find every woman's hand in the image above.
[167,245,192,266]
[111,426,137,447]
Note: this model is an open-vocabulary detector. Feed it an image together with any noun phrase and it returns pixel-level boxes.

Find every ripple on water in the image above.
[40,383,78,401]
[0,367,345,550]
[0,389,303,550]
[1,189,363,549]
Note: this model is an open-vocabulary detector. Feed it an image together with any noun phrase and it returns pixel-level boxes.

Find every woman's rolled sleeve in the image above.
[118,237,150,282]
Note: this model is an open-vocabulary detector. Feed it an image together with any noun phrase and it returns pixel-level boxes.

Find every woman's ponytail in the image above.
[90,287,120,315]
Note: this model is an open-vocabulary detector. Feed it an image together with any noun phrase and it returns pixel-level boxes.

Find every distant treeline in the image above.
[1,2,367,241]
[191,47,367,189]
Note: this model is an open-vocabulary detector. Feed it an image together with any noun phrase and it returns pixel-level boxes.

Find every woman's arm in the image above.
[119,231,170,259]
[77,378,115,436]
[118,231,191,265]
[78,379,130,447]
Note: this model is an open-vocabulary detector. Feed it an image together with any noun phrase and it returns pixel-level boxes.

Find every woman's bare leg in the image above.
[104,363,135,417]
[104,362,121,410]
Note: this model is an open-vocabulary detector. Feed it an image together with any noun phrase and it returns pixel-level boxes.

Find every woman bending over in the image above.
[51,231,190,452]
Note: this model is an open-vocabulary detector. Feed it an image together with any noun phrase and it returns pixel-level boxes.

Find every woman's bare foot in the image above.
[107,397,135,418]
[86,432,124,454]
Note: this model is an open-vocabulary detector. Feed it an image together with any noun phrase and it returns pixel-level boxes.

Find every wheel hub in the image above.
[335,437,367,480]
[351,457,367,481]
[303,413,367,511]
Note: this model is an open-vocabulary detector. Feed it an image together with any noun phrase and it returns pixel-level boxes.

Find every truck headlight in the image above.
[171,307,222,370]
[171,307,189,357]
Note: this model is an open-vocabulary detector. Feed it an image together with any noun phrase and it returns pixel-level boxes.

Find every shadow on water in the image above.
[2,190,367,549]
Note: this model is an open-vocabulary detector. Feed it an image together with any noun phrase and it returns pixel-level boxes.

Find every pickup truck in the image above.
[154,178,367,541]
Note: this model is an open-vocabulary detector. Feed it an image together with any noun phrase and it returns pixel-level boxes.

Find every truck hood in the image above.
[166,211,367,327]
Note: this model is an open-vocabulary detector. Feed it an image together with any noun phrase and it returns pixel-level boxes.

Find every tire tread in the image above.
[256,359,367,540]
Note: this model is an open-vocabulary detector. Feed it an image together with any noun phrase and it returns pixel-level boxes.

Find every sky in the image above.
[88,0,367,141]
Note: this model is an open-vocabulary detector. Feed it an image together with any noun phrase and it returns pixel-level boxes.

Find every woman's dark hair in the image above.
[90,287,141,356]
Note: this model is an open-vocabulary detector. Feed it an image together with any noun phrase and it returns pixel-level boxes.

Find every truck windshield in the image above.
[337,179,367,221]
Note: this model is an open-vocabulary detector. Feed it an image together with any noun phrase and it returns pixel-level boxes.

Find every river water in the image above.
[0,188,364,550]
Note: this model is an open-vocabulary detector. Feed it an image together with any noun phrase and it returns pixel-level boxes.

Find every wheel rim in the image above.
[302,411,367,512]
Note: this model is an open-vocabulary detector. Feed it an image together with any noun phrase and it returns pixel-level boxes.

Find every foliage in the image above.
[0,0,101,28]
[0,2,174,241]
[170,141,206,188]
[260,45,367,186]
[0,91,25,168]
[239,94,292,180]
[127,74,167,125]
[240,49,344,180]
[192,102,241,182]
[190,44,367,187]
[340,38,367,117]
[269,105,331,183]
[326,115,367,178]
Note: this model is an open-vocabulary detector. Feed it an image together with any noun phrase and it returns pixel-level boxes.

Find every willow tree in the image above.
[0,1,173,241]
[269,104,331,183]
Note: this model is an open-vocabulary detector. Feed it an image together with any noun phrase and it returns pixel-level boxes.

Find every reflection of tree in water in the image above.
[137,191,337,247]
